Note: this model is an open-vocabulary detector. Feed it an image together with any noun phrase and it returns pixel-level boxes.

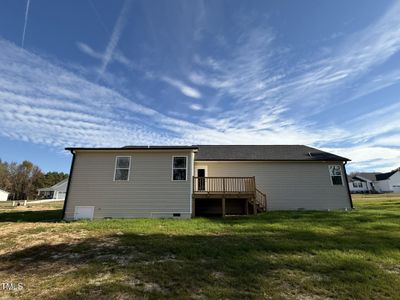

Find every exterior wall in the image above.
[349,180,369,193]
[0,190,9,201]
[374,180,391,193]
[54,180,68,199]
[195,161,351,210]
[389,172,400,193]
[64,150,194,220]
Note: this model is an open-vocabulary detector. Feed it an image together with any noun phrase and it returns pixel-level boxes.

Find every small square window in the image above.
[332,176,343,185]
[117,157,130,168]
[173,169,186,181]
[115,169,129,181]
[173,157,186,168]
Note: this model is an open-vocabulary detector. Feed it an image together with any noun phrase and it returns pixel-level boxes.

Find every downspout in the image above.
[343,161,353,209]
[61,150,76,220]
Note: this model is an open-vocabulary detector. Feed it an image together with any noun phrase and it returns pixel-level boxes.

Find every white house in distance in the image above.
[62,145,353,220]
[0,188,9,201]
[348,168,400,193]
[37,178,68,200]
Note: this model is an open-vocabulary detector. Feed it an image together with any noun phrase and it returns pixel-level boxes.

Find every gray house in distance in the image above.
[62,145,352,220]
[348,168,400,193]
[37,178,68,200]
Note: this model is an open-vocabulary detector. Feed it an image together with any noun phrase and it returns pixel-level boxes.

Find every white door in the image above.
[195,166,208,191]
[74,206,95,220]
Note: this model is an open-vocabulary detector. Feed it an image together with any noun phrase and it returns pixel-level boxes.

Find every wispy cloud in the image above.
[161,76,202,99]
[2,1,400,173]
[189,103,203,111]
[97,0,132,79]
[77,41,131,67]
[21,0,31,48]
[87,0,109,34]
[0,39,202,148]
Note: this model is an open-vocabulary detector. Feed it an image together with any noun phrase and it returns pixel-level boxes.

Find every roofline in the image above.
[353,175,374,182]
[351,176,368,182]
[195,158,350,162]
[65,146,199,151]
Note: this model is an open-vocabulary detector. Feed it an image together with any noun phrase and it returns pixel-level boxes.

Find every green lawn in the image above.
[0,195,399,299]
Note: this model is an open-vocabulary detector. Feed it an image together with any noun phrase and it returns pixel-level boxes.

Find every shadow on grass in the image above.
[0,209,63,222]
[1,220,399,299]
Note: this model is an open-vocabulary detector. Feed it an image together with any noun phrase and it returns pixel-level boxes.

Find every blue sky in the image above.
[0,0,399,173]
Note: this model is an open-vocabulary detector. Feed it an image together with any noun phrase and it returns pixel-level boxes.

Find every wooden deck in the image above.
[192,177,267,217]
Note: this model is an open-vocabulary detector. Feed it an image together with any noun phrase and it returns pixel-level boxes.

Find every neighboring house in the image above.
[347,173,376,193]
[37,178,68,200]
[348,168,400,193]
[63,145,353,220]
[0,189,9,201]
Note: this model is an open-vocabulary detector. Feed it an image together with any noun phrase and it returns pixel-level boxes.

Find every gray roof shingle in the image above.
[376,169,399,180]
[195,145,350,161]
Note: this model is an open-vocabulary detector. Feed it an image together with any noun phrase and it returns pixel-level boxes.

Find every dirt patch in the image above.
[126,278,168,294]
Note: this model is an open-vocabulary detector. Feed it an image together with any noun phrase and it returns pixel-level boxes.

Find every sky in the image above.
[0,0,399,173]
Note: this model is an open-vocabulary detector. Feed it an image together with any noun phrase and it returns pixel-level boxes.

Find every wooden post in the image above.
[245,199,249,215]
[222,197,226,217]
[253,197,257,215]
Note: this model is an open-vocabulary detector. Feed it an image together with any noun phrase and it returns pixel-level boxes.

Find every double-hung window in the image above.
[172,156,187,181]
[114,156,131,181]
[328,165,343,185]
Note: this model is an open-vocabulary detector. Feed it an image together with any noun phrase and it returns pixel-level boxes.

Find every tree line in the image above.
[0,159,68,200]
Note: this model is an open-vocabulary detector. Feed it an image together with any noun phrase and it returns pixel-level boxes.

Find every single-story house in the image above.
[62,145,353,220]
[0,188,9,201]
[37,178,68,200]
[348,168,400,193]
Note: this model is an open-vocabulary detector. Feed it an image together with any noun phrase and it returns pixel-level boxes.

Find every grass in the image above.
[0,194,399,299]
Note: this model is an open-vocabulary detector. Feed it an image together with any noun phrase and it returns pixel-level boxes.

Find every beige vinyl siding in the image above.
[196,161,351,210]
[64,150,193,220]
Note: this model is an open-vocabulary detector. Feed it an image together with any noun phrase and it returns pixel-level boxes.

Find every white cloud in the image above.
[325,146,400,172]
[161,76,202,99]
[21,0,31,48]
[2,2,400,172]
[77,41,133,68]
[98,0,132,79]
[190,104,203,111]
[0,39,203,148]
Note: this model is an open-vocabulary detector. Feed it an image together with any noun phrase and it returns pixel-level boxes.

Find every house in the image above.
[62,145,353,220]
[0,188,9,201]
[37,178,68,200]
[348,168,400,193]
[347,173,376,193]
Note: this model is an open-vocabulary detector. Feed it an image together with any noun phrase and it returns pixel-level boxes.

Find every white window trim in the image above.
[113,156,131,181]
[328,165,344,186]
[172,156,188,181]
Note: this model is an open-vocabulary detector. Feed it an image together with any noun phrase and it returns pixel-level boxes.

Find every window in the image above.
[353,182,358,188]
[114,156,131,181]
[172,156,187,181]
[328,165,343,185]
[358,182,363,188]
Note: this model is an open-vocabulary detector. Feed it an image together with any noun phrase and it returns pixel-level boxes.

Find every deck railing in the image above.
[255,188,267,211]
[193,177,256,194]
